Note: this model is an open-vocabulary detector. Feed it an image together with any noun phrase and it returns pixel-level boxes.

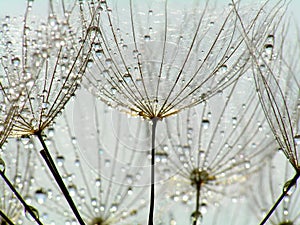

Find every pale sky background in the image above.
[0,0,299,224]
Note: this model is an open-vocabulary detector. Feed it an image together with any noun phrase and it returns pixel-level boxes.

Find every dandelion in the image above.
[30,89,151,224]
[232,3,300,222]
[251,153,300,225]
[159,75,277,224]
[81,0,284,223]
[0,1,96,223]
[0,137,44,224]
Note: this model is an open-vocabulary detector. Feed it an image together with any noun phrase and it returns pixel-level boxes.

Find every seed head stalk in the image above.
[259,169,300,225]
[0,209,15,225]
[35,131,86,225]
[0,170,43,225]
[148,117,158,225]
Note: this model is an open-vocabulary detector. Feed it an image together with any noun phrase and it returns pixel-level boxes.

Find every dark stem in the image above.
[193,184,201,225]
[259,170,300,225]
[148,118,158,225]
[36,132,85,225]
[0,209,15,225]
[0,171,43,225]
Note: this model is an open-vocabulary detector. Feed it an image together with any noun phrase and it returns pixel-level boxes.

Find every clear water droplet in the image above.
[25,205,39,222]
[219,64,227,73]
[110,203,118,213]
[201,119,210,129]
[91,198,97,206]
[123,73,132,83]
[95,49,104,58]
[21,135,31,145]
[294,134,300,145]
[0,158,6,173]
[144,35,151,41]
[95,178,101,186]
[190,211,202,224]
[12,57,20,67]
[68,185,77,197]
[35,189,47,204]
[56,155,65,166]
[200,203,208,214]
[283,179,296,196]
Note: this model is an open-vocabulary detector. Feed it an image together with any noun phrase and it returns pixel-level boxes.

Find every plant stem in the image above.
[0,209,15,225]
[36,132,85,225]
[193,184,201,225]
[259,170,300,225]
[0,171,43,225]
[148,118,158,225]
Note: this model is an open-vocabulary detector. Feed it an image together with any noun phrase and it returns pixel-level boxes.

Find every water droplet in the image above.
[144,35,151,41]
[264,44,273,58]
[91,198,97,206]
[35,189,47,204]
[105,58,112,66]
[87,59,94,68]
[294,134,300,145]
[111,87,117,95]
[0,158,6,173]
[48,127,55,137]
[200,203,208,214]
[68,185,77,197]
[110,203,118,213]
[201,119,210,129]
[56,155,65,166]
[190,211,202,224]
[87,26,100,36]
[74,159,80,166]
[244,160,251,169]
[21,135,31,145]
[95,49,104,58]
[283,179,296,196]
[25,205,39,222]
[155,151,168,163]
[41,101,49,109]
[232,117,237,125]
[219,64,227,73]
[12,57,20,67]
[127,187,133,195]
[95,178,101,186]
[123,73,132,83]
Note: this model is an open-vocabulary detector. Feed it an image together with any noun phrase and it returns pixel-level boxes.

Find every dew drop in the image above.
[105,58,112,66]
[0,158,6,173]
[110,203,118,213]
[67,185,76,197]
[95,49,104,58]
[91,198,97,206]
[21,135,31,145]
[87,26,100,36]
[201,119,210,129]
[25,205,39,222]
[35,189,47,204]
[200,203,208,214]
[219,64,227,73]
[95,178,101,186]
[244,160,251,169]
[294,134,300,145]
[56,155,65,166]
[283,179,296,196]
[144,35,151,41]
[12,57,20,67]
[190,211,202,224]
[123,73,132,83]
